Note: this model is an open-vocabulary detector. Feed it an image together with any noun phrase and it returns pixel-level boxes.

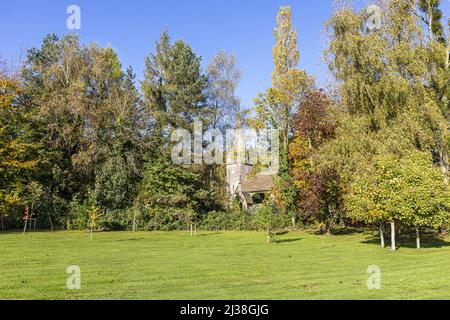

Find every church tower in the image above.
[227,163,253,195]
[226,129,252,195]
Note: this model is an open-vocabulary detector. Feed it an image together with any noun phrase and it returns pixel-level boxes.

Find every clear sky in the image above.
[1,0,449,108]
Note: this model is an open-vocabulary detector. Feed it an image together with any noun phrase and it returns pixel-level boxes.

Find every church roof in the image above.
[239,174,274,193]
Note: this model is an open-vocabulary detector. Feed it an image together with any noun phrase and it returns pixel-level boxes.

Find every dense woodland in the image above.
[1,0,450,249]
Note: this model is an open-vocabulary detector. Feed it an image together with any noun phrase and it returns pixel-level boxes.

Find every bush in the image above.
[199,211,233,231]
[67,197,90,230]
[98,210,127,231]
[146,207,192,231]
[199,210,259,231]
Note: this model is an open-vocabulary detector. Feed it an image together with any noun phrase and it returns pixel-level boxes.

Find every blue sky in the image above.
[1,0,448,108]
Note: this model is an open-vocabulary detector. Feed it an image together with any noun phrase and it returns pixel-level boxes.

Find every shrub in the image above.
[146,207,191,231]
[98,209,136,231]
[67,198,90,230]
[253,204,291,243]
[199,210,260,231]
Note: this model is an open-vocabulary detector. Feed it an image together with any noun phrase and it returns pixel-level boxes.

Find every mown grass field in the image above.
[1,230,450,300]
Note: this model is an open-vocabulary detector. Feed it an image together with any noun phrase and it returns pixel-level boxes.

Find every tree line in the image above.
[1,0,449,250]
[0,30,242,232]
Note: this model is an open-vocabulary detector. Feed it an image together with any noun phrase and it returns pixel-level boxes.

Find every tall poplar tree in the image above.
[251,6,314,220]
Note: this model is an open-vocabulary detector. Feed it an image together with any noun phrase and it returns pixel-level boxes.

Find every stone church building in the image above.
[226,163,274,209]
[225,129,278,209]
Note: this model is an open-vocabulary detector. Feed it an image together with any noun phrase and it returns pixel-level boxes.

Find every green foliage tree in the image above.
[204,50,242,210]
[206,50,242,130]
[137,160,210,230]
[141,31,220,219]
[2,2,448,240]
[254,204,280,244]
[142,31,208,133]
[93,67,146,211]
[324,0,449,183]
[20,34,147,226]
[347,152,450,250]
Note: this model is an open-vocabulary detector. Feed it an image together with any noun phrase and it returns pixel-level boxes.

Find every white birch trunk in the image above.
[380,223,385,248]
[390,221,396,251]
[416,227,421,249]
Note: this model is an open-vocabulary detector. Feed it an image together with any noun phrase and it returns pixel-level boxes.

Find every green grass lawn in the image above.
[1,230,450,300]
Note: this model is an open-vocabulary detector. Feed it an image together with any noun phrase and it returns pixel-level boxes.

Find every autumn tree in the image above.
[413,0,450,184]
[251,6,314,222]
[252,7,314,158]
[322,0,449,240]
[290,90,340,233]
[324,0,448,185]
[0,70,39,228]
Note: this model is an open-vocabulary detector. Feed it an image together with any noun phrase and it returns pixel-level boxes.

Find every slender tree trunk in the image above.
[326,209,338,236]
[266,226,271,244]
[390,221,396,251]
[438,146,449,185]
[428,11,433,41]
[90,228,93,241]
[307,134,314,168]
[446,38,449,70]
[210,166,216,212]
[326,222,332,236]
[132,210,137,232]
[194,224,197,236]
[23,219,28,234]
[439,28,449,184]
[190,224,193,237]
[433,128,450,186]
[49,216,53,233]
[416,226,421,249]
[380,223,385,248]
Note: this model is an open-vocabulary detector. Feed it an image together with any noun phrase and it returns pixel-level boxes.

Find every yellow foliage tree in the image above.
[0,74,38,226]
[250,6,314,161]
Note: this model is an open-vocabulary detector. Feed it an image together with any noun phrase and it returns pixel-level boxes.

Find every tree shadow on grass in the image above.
[310,226,364,236]
[115,238,147,242]
[398,234,450,249]
[198,232,222,237]
[275,238,302,244]
[361,232,450,249]
[332,227,365,236]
